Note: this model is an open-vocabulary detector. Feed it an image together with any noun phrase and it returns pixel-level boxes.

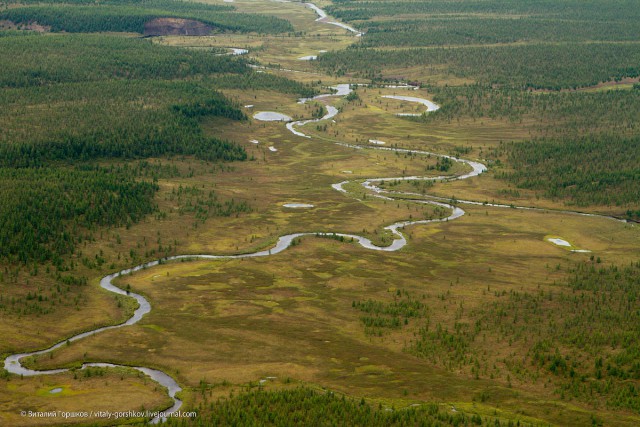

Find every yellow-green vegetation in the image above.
[2,0,640,426]
[22,205,640,425]
[0,368,171,426]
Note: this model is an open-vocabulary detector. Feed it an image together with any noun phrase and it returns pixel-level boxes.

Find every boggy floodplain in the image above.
[1,0,640,426]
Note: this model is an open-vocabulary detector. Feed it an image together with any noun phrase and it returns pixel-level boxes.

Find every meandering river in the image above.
[3,1,630,423]
[3,78,477,423]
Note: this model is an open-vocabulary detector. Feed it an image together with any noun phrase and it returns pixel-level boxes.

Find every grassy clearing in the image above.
[0,368,171,426]
[300,85,533,151]
[155,32,355,73]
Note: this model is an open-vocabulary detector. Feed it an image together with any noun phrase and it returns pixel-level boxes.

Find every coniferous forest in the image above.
[1,1,639,426]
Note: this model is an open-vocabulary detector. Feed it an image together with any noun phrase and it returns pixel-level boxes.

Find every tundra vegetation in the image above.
[1,0,639,426]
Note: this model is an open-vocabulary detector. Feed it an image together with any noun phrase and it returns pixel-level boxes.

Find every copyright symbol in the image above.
[20,411,26,417]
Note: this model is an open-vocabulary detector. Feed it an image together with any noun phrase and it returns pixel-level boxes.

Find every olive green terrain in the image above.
[1,1,639,426]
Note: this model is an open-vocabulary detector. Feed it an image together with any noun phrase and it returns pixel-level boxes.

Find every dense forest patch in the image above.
[163,386,501,426]
[0,0,293,34]
[317,0,640,92]
[498,135,640,209]
[423,84,640,136]
[0,166,157,265]
[0,79,247,166]
[327,0,640,50]
[0,34,249,87]
[357,18,640,47]
[326,0,640,22]
[317,43,640,90]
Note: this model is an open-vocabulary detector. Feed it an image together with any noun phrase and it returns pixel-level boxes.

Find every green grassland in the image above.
[1,0,640,426]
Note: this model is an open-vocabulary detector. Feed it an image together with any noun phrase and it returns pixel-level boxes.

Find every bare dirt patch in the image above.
[0,19,50,32]
[144,18,212,36]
